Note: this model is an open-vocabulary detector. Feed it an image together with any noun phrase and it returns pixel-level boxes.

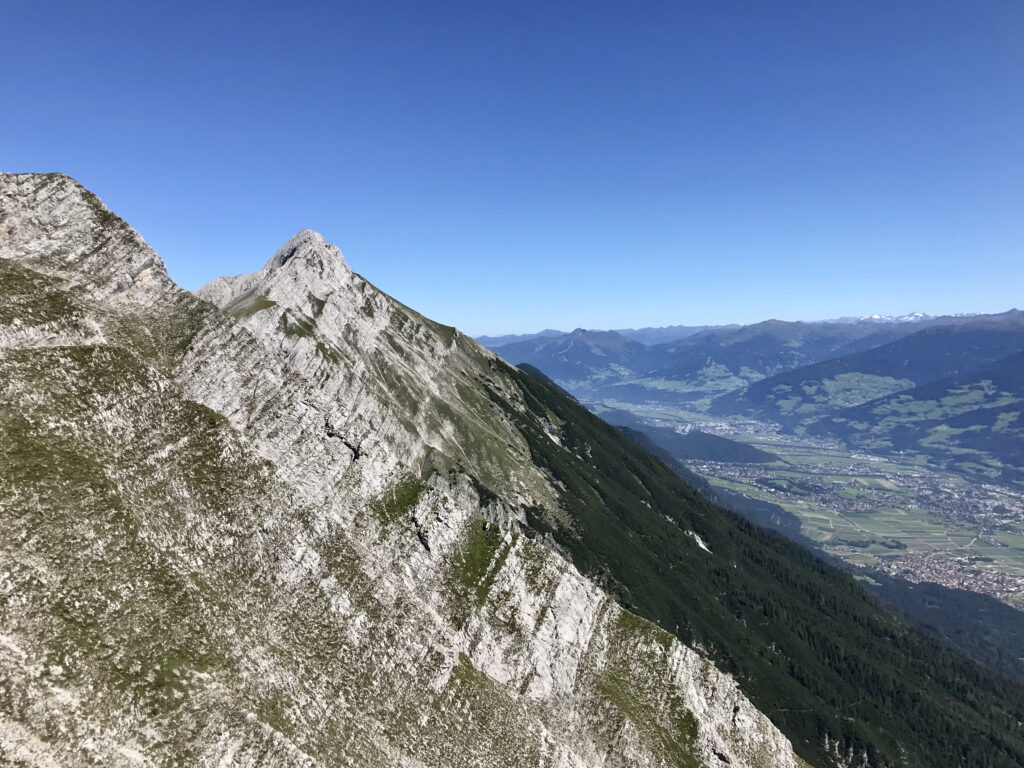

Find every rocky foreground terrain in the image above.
[0,174,800,767]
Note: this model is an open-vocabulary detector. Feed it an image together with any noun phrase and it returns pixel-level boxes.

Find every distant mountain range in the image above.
[613,324,731,345]
[476,312,965,349]
[482,319,936,407]
[480,310,1024,485]
[478,324,727,349]
[474,328,566,348]
[489,328,651,382]
[827,311,935,324]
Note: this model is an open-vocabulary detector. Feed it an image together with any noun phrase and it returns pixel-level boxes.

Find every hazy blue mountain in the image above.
[573,320,925,407]
[649,320,920,380]
[479,325,731,350]
[613,324,734,345]
[814,327,925,359]
[494,328,654,381]
[475,328,565,348]
[488,319,974,409]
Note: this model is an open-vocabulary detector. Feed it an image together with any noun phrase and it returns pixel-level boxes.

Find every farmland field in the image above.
[599,401,1024,606]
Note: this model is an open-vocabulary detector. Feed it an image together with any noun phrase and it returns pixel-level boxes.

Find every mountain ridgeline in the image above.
[2,173,1024,767]
[0,173,798,768]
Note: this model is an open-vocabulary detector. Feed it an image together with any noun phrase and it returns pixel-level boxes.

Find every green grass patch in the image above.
[370,478,426,525]
[454,521,513,605]
[226,293,277,318]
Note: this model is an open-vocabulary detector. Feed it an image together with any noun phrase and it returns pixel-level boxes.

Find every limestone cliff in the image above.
[0,173,800,767]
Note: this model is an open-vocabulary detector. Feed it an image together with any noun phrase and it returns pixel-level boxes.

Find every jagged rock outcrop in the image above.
[0,173,801,766]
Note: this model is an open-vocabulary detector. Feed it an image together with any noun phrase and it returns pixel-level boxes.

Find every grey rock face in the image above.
[0,173,801,767]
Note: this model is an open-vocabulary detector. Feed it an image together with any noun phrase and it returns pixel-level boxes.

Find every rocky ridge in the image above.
[0,173,800,767]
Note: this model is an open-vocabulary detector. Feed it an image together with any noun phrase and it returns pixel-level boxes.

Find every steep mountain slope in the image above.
[864,573,1024,685]
[815,327,930,359]
[808,350,1024,485]
[612,427,803,540]
[3,174,1024,768]
[711,322,1024,428]
[0,173,798,768]
[654,430,776,463]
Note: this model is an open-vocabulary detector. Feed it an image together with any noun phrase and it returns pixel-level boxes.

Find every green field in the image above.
[701,435,1024,603]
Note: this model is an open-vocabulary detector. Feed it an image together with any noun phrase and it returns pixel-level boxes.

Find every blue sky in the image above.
[4,1,1022,335]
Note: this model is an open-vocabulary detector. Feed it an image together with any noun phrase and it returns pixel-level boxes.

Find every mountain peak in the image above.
[198,228,352,309]
[268,228,333,271]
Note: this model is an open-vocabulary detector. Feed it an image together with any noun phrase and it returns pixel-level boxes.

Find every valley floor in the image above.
[598,400,1024,608]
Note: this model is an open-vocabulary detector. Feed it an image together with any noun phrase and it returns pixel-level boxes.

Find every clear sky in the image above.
[4,1,1023,335]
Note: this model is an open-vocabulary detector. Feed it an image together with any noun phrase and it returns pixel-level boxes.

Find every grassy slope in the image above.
[493,366,1024,768]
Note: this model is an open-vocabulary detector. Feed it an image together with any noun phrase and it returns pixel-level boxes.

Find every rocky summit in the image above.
[0,174,798,767]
